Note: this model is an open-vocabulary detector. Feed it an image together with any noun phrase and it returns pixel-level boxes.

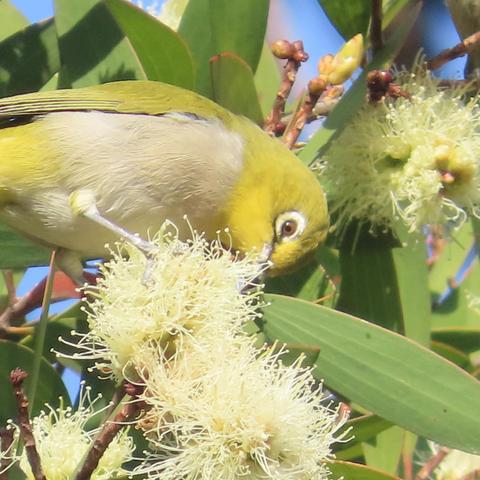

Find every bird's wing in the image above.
[0,80,232,123]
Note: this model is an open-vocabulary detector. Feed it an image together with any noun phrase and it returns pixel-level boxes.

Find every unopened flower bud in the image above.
[271,40,294,59]
[328,33,364,85]
[308,76,328,96]
[317,54,335,75]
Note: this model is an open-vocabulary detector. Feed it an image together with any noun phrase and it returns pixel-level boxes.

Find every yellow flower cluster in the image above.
[10,386,134,480]
[59,223,346,480]
[319,67,480,232]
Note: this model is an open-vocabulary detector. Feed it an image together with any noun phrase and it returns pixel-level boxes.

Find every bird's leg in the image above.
[69,190,157,283]
[55,248,89,286]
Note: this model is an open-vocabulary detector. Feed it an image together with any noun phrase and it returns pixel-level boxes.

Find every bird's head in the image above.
[219,119,329,276]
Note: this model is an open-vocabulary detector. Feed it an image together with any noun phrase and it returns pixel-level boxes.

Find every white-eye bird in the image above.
[0,80,328,281]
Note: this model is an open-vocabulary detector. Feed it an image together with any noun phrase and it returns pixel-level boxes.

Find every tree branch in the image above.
[427,30,480,71]
[414,447,449,480]
[74,383,144,480]
[9,369,46,480]
[264,40,309,136]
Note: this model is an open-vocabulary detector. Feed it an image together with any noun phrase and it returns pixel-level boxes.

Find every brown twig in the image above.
[403,450,414,480]
[103,383,127,420]
[0,428,14,480]
[264,40,309,136]
[427,30,480,71]
[74,383,144,480]
[414,447,449,480]
[370,0,384,52]
[0,277,49,335]
[9,369,46,480]
[282,76,327,149]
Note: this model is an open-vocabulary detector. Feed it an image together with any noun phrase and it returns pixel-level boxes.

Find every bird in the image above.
[0,80,329,283]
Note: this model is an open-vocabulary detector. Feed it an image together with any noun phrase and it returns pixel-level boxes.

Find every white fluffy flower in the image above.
[18,388,134,480]
[319,66,480,232]
[134,341,346,480]
[60,225,264,380]
[435,449,480,479]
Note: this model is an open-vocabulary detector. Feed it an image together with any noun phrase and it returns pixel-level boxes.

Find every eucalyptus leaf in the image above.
[0,340,69,424]
[0,18,60,97]
[210,52,263,124]
[179,0,269,97]
[56,0,194,89]
[0,0,28,43]
[0,223,51,268]
[261,294,480,454]
[328,460,402,480]
[317,0,370,39]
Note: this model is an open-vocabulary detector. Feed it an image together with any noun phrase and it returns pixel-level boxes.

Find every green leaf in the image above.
[0,223,51,268]
[317,0,370,39]
[254,42,280,119]
[337,228,431,345]
[104,0,194,89]
[0,0,28,42]
[56,0,194,89]
[431,327,480,354]
[431,341,473,371]
[178,0,269,97]
[336,414,393,452]
[0,340,69,424]
[362,426,404,474]
[261,294,480,454]
[265,246,339,305]
[210,52,263,124]
[0,18,60,97]
[28,257,55,411]
[328,460,402,480]
[383,0,412,28]
[299,3,421,165]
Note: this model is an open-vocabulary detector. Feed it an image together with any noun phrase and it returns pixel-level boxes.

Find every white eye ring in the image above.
[275,211,307,242]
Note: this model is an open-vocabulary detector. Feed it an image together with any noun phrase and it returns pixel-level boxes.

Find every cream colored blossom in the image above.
[435,449,480,479]
[59,224,264,380]
[319,66,480,232]
[133,341,347,480]
[18,388,134,480]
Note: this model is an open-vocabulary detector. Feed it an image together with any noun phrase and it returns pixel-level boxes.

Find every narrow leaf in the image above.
[104,0,194,89]
[210,52,263,124]
[317,0,370,39]
[0,18,60,97]
[179,0,268,97]
[0,0,28,42]
[0,223,51,268]
[56,0,144,87]
[261,294,480,454]
[431,327,480,354]
[0,340,68,423]
[328,460,402,480]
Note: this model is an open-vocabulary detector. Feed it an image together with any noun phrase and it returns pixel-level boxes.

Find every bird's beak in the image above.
[259,243,273,265]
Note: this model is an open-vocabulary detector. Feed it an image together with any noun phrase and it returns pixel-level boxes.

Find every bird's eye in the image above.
[275,211,306,242]
[281,220,298,237]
